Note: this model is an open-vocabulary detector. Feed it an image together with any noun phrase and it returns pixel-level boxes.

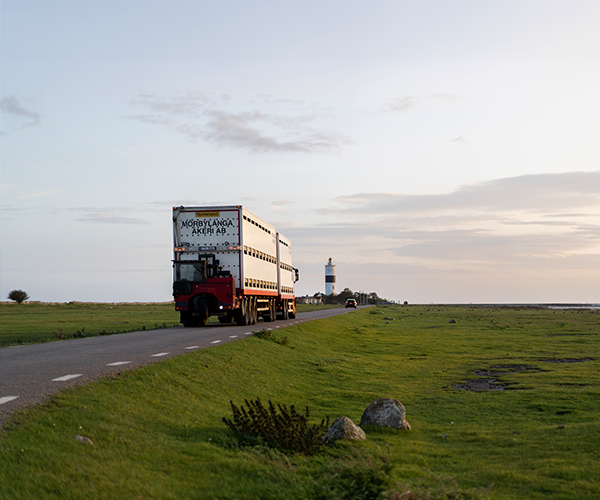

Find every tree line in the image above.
[322,288,386,305]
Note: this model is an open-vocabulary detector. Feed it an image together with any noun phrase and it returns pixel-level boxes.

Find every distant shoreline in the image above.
[467,303,600,310]
[2,301,599,310]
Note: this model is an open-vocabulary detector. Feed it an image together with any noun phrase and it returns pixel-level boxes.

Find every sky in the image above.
[1,0,600,304]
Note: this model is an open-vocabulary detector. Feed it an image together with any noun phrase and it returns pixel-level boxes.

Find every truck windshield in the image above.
[174,262,205,282]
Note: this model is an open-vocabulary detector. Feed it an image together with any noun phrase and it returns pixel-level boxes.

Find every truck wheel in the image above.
[263,300,275,322]
[235,310,248,326]
[181,311,199,328]
[235,298,249,326]
[282,300,289,320]
[193,297,209,327]
[251,299,257,325]
[271,301,277,321]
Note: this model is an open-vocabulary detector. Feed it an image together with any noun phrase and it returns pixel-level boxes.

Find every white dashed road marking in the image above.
[0,396,19,405]
[52,374,82,382]
[151,352,170,357]
[244,332,253,335]
[210,340,222,344]
[185,346,200,350]
[106,361,132,366]
[229,335,238,338]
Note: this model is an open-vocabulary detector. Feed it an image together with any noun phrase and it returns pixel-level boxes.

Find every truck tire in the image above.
[181,311,199,328]
[195,297,209,327]
[263,299,275,322]
[235,311,248,326]
[277,301,287,320]
[235,298,250,326]
[283,300,289,320]
[251,299,257,325]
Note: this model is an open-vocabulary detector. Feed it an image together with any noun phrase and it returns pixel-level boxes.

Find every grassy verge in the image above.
[0,302,181,347]
[295,303,343,313]
[0,302,340,347]
[1,305,599,499]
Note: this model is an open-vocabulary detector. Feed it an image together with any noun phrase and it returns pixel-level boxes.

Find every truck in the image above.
[172,205,299,327]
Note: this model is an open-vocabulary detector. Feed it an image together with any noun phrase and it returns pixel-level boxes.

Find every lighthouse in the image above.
[325,258,336,296]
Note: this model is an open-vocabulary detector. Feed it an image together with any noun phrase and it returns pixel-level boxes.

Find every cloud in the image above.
[127,114,172,126]
[68,206,152,224]
[18,190,54,200]
[126,91,351,154]
[326,171,600,215]
[269,200,293,211]
[74,213,149,224]
[130,91,215,117]
[380,94,460,113]
[256,94,306,106]
[450,136,467,143]
[391,231,596,262]
[281,171,600,288]
[0,95,41,126]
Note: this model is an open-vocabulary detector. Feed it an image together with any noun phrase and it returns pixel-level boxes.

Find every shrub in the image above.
[223,398,329,455]
[8,289,29,304]
[253,329,290,346]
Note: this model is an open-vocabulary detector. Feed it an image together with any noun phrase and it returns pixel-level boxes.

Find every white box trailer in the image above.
[172,205,298,326]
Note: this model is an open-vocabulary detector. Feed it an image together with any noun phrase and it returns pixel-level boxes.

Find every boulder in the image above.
[359,398,411,430]
[74,435,94,445]
[323,416,366,443]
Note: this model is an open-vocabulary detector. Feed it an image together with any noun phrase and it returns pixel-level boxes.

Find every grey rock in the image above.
[359,398,411,430]
[323,416,366,443]
[74,435,94,445]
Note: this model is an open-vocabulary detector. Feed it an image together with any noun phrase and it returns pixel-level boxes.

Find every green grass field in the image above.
[0,302,180,347]
[1,305,599,499]
[0,302,337,347]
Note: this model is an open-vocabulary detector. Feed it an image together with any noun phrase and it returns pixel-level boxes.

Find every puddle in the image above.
[454,364,539,392]
[453,379,505,392]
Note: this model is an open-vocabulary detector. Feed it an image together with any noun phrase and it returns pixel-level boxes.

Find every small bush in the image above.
[72,327,87,338]
[254,329,290,346]
[8,290,29,304]
[223,398,329,455]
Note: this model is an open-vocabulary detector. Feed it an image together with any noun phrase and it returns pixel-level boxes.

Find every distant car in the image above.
[345,299,357,308]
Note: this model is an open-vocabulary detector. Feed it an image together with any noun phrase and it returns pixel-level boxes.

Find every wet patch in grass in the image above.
[452,378,506,391]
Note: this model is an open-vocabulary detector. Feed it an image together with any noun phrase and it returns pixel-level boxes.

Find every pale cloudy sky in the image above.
[1,1,599,304]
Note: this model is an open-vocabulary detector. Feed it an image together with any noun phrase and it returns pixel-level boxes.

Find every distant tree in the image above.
[321,288,388,305]
[336,288,356,303]
[367,292,380,304]
[8,290,29,304]
[322,293,337,305]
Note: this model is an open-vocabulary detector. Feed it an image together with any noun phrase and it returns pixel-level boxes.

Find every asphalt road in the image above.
[0,307,357,427]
